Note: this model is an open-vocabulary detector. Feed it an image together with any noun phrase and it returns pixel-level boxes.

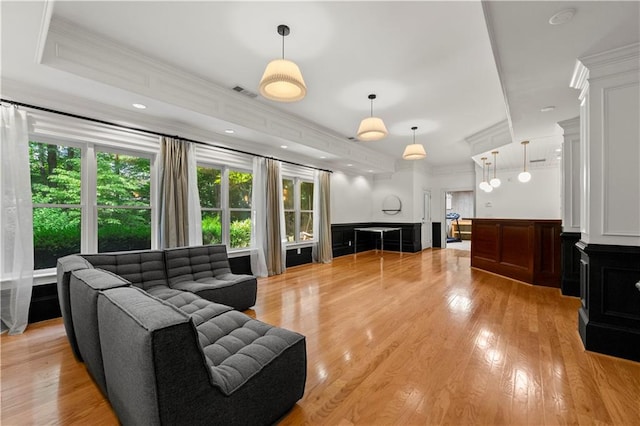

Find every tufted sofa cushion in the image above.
[147,286,234,326]
[81,250,168,290]
[164,245,233,283]
[164,245,257,310]
[196,310,304,395]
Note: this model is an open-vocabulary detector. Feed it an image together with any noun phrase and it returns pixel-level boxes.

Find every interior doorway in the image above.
[421,190,432,249]
[444,190,474,251]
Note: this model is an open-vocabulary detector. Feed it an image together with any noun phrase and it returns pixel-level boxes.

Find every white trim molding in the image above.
[39,16,394,173]
[574,43,640,246]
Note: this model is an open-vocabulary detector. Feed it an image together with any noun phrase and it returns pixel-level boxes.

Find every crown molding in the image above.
[39,16,395,173]
[481,1,516,145]
[34,0,55,64]
[464,119,511,156]
[571,43,640,100]
[431,162,476,176]
[579,42,640,78]
[1,78,338,171]
[556,116,580,135]
[570,60,589,101]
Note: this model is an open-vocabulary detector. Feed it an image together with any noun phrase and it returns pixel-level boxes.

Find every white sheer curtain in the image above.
[186,142,202,246]
[250,157,268,277]
[1,105,34,334]
[312,169,332,263]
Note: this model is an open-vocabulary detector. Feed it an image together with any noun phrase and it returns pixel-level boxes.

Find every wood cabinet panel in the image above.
[471,219,561,287]
[501,223,532,270]
[472,223,499,261]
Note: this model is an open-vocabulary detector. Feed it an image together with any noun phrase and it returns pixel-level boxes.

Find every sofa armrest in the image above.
[56,255,95,360]
[98,287,214,426]
[70,268,130,396]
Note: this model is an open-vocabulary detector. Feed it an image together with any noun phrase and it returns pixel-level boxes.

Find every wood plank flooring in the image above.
[2,249,639,425]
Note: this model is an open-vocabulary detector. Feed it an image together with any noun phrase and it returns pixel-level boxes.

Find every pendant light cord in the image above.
[493,152,497,178]
[281,33,285,59]
[370,98,374,117]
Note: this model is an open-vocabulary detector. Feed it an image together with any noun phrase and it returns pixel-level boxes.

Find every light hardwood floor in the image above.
[2,249,639,425]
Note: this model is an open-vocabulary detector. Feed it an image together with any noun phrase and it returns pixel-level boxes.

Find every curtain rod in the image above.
[1,98,332,174]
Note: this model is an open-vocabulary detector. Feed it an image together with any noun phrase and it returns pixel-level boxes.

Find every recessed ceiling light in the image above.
[132,103,146,109]
[224,129,235,134]
[549,8,576,25]
[555,148,562,152]
[320,156,327,159]
[280,145,288,149]
[540,105,555,112]
[368,169,374,173]
[347,164,353,167]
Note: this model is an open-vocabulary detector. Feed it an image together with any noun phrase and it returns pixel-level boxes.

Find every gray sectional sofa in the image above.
[56,244,307,425]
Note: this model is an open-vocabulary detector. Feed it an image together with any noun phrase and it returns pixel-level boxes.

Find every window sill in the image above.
[32,269,56,286]
[285,241,316,249]
[0,269,57,288]
[227,247,254,258]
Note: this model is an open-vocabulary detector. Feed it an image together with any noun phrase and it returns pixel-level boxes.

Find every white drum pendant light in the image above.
[402,126,426,160]
[357,94,388,141]
[259,24,307,102]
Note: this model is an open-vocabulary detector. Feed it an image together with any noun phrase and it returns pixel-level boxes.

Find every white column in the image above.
[570,43,640,246]
[557,117,580,233]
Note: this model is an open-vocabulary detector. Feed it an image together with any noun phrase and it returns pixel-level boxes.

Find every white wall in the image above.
[475,166,561,219]
[449,191,474,218]
[330,172,373,224]
[371,162,420,223]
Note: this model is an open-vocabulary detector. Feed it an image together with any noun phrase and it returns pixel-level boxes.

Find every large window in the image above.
[197,166,252,249]
[96,151,151,252]
[29,136,157,270]
[30,142,82,269]
[282,177,314,243]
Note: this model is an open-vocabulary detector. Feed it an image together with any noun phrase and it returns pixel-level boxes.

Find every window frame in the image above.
[197,164,224,246]
[29,140,84,270]
[282,176,315,245]
[197,163,253,251]
[94,146,154,253]
[28,135,159,273]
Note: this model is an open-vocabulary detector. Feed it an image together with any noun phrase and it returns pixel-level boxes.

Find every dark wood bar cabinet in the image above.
[471,218,562,287]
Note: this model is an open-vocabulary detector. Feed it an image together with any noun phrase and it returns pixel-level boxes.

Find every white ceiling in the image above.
[481,0,640,168]
[1,1,638,175]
